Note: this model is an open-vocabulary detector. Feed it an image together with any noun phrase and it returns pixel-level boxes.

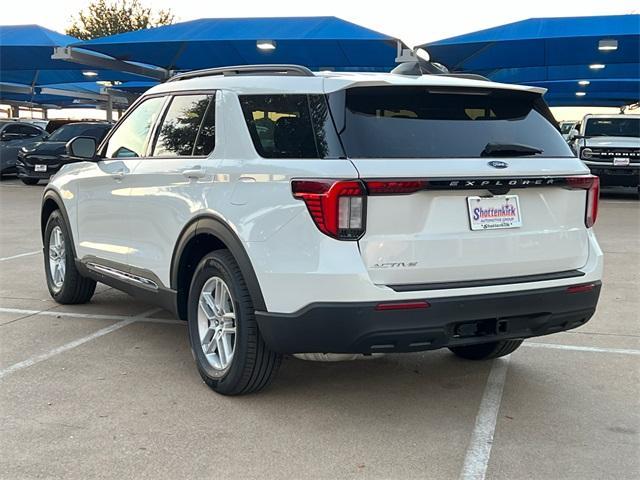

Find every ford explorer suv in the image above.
[40,65,603,395]
[573,114,640,196]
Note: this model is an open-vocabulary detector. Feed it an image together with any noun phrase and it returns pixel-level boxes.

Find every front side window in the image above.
[239,94,343,159]
[104,96,165,158]
[584,118,640,138]
[330,86,573,158]
[152,93,216,157]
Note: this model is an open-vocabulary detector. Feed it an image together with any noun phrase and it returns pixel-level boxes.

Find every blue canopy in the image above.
[0,24,149,85]
[421,15,640,106]
[72,17,401,71]
[0,81,134,108]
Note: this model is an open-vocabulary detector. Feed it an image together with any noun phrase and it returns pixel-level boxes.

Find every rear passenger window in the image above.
[152,94,215,157]
[239,94,343,159]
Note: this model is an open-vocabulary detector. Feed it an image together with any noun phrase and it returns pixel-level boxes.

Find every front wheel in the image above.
[449,339,523,360]
[187,250,282,395]
[44,211,96,304]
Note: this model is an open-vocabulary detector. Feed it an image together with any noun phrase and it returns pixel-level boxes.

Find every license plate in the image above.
[34,164,47,172]
[467,195,522,231]
[613,157,630,166]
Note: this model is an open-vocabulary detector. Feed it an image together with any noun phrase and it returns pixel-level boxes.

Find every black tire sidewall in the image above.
[187,253,252,389]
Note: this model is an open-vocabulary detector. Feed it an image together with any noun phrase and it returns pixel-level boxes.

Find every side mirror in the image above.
[567,129,579,140]
[66,136,97,161]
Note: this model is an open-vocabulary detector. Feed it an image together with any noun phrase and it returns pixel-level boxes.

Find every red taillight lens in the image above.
[566,175,600,228]
[366,180,426,195]
[292,179,366,240]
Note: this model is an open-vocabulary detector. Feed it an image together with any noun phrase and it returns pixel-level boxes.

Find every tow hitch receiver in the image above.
[453,319,509,338]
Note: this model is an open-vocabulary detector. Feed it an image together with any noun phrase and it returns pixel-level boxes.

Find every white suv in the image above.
[41,65,603,395]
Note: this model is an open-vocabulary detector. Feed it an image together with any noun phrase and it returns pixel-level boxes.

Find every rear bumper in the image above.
[586,164,640,188]
[256,282,601,354]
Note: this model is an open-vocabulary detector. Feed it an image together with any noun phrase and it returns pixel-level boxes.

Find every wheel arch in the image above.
[171,215,266,321]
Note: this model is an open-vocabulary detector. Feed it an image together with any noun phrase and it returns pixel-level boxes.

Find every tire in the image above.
[187,250,282,395]
[44,210,96,304]
[449,339,523,360]
[21,178,39,185]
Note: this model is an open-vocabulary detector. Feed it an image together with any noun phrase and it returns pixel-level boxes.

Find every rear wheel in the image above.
[21,178,39,185]
[449,339,523,360]
[44,210,96,304]
[187,250,281,395]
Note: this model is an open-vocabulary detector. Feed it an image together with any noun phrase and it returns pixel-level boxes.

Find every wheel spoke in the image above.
[216,334,227,365]
[199,292,216,320]
[202,328,217,353]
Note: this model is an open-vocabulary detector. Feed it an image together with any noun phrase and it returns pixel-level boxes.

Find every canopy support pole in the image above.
[106,94,113,122]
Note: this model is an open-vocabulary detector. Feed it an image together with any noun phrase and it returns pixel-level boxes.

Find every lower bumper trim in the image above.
[256,283,601,354]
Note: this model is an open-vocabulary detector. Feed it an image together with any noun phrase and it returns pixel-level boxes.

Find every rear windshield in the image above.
[584,117,640,138]
[330,86,573,158]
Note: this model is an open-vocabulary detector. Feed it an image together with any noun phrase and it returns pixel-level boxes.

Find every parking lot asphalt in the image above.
[0,177,638,480]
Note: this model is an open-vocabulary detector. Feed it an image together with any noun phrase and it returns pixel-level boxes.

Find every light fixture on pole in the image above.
[598,39,618,51]
[256,40,276,51]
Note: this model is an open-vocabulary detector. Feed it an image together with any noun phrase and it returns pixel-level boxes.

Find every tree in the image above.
[66,0,174,40]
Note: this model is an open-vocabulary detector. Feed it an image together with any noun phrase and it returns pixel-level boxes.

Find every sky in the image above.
[2,0,638,120]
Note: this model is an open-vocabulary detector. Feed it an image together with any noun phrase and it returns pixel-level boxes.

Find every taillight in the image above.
[566,175,599,228]
[366,180,426,195]
[292,179,366,240]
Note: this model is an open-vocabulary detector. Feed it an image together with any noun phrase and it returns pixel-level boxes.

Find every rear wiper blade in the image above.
[481,142,544,157]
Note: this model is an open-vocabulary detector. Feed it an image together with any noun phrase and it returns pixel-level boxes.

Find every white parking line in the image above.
[0,307,183,325]
[0,307,162,380]
[459,355,511,480]
[524,342,640,356]
[0,250,41,262]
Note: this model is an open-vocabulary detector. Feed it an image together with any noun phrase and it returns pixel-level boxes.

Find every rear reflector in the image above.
[375,301,430,311]
[292,179,366,240]
[566,175,599,228]
[566,283,596,294]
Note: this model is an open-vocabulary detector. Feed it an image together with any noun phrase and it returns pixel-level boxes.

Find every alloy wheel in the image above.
[48,226,66,292]
[197,276,237,370]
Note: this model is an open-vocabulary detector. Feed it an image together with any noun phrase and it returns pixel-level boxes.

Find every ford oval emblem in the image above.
[488,160,509,169]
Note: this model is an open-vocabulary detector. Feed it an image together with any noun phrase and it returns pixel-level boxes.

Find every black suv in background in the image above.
[17,122,112,185]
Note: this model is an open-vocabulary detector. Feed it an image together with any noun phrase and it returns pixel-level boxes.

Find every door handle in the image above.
[183,166,206,179]
[112,169,126,180]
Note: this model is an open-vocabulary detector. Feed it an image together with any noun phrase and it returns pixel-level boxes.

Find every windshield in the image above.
[584,118,640,138]
[48,123,109,143]
[560,122,576,134]
[329,86,572,158]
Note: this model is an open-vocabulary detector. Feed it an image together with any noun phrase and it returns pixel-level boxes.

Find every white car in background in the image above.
[40,65,603,395]
[571,114,640,196]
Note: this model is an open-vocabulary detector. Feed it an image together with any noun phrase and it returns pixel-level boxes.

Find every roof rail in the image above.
[167,64,315,82]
